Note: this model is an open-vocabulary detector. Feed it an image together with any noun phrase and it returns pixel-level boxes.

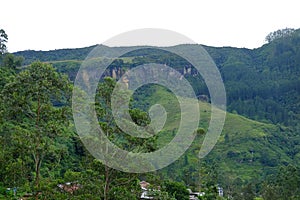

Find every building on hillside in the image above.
[187,188,205,200]
[57,182,81,194]
[140,181,154,199]
[217,186,224,197]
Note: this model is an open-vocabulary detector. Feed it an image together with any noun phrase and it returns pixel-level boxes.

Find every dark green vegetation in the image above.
[0,28,299,199]
[0,29,8,56]
[15,29,300,127]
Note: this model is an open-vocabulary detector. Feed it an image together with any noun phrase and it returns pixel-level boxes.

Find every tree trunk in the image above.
[34,153,42,200]
[104,165,110,200]
[34,96,41,200]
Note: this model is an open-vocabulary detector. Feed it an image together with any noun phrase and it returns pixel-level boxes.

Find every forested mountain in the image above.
[14,29,300,127]
[0,28,299,199]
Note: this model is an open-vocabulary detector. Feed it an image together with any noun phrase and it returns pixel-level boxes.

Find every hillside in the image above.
[129,84,299,189]
[13,28,300,176]
[5,28,299,199]
[14,29,300,128]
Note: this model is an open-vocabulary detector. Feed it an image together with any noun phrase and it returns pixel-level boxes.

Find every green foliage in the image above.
[16,33,300,127]
[198,185,219,200]
[1,53,24,69]
[164,181,189,200]
[14,45,96,65]
[196,128,205,135]
[1,61,72,195]
[265,28,295,43]
[261,165,300,200]
[1,27,299,199]
[95,77,157,153]
[0,67,15,90]
[0,29,8,56]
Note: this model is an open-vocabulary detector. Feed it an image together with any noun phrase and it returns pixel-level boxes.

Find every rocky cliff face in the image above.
[105,64,208,101]
[107,65,198,82]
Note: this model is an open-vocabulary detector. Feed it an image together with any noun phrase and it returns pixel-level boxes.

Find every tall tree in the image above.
[94,77,157,200]
[1,53,24,69]
[1,61,72,199]
[0,29,8,56]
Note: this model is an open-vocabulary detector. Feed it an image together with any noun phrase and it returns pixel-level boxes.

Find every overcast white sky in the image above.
[1,0,299,52]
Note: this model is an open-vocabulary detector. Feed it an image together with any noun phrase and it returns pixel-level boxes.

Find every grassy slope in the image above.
[14,41,299,184]
[131,85,294,184]
[21,57,293,183]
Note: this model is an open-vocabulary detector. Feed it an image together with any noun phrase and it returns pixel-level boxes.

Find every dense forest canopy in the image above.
[0,28,299,199]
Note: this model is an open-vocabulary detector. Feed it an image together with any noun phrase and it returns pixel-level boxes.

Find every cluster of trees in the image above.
[265,28,295,43]
[0,59,166,199]
[28,31,299,128]
[0,29,226,199]
[261,165,300,200]
[0,60,224,199]
[1,28,300,199]
[12,28,300,128]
